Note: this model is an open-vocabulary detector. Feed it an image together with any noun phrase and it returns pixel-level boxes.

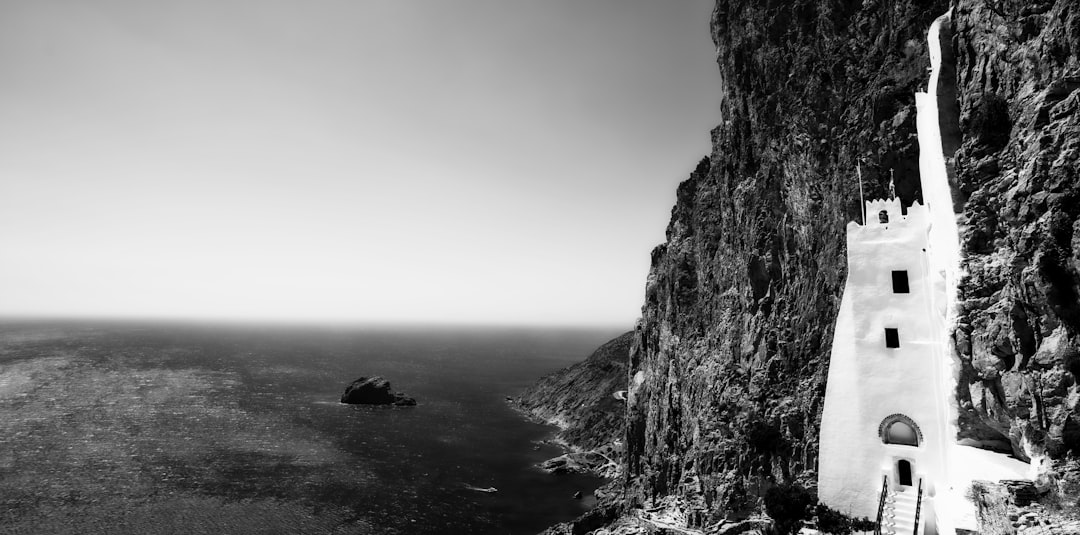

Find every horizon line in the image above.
[0,313,635,332]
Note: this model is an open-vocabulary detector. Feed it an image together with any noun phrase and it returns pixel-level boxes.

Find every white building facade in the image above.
[818,198,949,534]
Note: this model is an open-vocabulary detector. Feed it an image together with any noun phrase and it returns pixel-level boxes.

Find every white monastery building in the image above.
[818,198,950,533]
[817,11,1031,535]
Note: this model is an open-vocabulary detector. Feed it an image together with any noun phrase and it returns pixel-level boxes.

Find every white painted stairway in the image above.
[879,487,921,535]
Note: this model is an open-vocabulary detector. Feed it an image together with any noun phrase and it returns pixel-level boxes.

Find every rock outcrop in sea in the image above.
[340,376,416,406]
[532,1,1080,533]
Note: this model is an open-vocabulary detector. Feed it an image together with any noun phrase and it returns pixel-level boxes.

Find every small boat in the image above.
[465,485,498,493]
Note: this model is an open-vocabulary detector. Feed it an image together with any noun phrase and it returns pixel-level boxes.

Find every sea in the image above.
[0,320,619,534]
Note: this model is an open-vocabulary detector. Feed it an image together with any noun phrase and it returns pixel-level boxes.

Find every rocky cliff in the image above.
[621,0,1079,530]
[625,1,950,525]
[535,1,1080,533]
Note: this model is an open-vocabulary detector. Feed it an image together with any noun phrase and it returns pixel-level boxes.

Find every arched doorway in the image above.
[897,459,913,486]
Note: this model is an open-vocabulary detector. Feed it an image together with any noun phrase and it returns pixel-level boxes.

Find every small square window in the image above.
[885,328,900,348]
[892,271,910,293]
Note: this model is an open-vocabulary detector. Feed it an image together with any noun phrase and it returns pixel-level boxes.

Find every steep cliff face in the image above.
[949,0,1080,473]
[625,2,949,523]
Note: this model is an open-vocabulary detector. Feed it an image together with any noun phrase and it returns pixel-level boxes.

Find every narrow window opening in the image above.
[885,328,900,348]
[892,270,910,293]
[878,210,889,224]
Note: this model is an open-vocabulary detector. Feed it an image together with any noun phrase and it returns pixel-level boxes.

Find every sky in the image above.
[0,0,721,327]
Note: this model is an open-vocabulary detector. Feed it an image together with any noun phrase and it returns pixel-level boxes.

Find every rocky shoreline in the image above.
[514,332,632,478]
[510,332,633,533]
[516,333,632,448]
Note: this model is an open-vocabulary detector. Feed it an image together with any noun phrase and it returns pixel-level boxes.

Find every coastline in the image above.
[510,331,632,480]
[509,399,624,480]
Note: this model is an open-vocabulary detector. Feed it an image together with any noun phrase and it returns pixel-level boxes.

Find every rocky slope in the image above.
[540,0,1079,533]
[517,332,632,477]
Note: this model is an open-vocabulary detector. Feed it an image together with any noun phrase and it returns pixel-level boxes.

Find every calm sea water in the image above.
[0,320,619,534]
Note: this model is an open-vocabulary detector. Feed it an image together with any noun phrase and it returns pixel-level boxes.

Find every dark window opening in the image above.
[898,460,913,486]
[878,210,889,224]
[885,328,900,348]
[892,270,910,293]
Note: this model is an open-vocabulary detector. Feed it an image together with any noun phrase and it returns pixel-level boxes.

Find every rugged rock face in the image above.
[625,1,949,524]
[948,0,1080,474]
[517,332,632,452]
[537,0,1080,531]
[340,376,416,406]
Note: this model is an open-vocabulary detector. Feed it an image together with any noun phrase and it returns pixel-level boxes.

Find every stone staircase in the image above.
[879,487,920,535]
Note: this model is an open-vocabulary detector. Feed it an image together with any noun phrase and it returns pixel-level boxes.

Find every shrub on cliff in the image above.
[969,92,1010,150]
[815,503,875,535]
[763,483,813,535]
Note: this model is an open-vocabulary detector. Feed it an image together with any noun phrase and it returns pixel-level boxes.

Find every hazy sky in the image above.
[0,0,720,327]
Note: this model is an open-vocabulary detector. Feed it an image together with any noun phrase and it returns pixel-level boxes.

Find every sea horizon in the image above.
[0,313,632,332]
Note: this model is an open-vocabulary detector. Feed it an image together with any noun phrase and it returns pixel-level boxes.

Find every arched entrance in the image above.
[897,459,913,486]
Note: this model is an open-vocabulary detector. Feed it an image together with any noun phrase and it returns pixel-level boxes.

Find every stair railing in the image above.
[912,478,924,535]
[874,475,889,535]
